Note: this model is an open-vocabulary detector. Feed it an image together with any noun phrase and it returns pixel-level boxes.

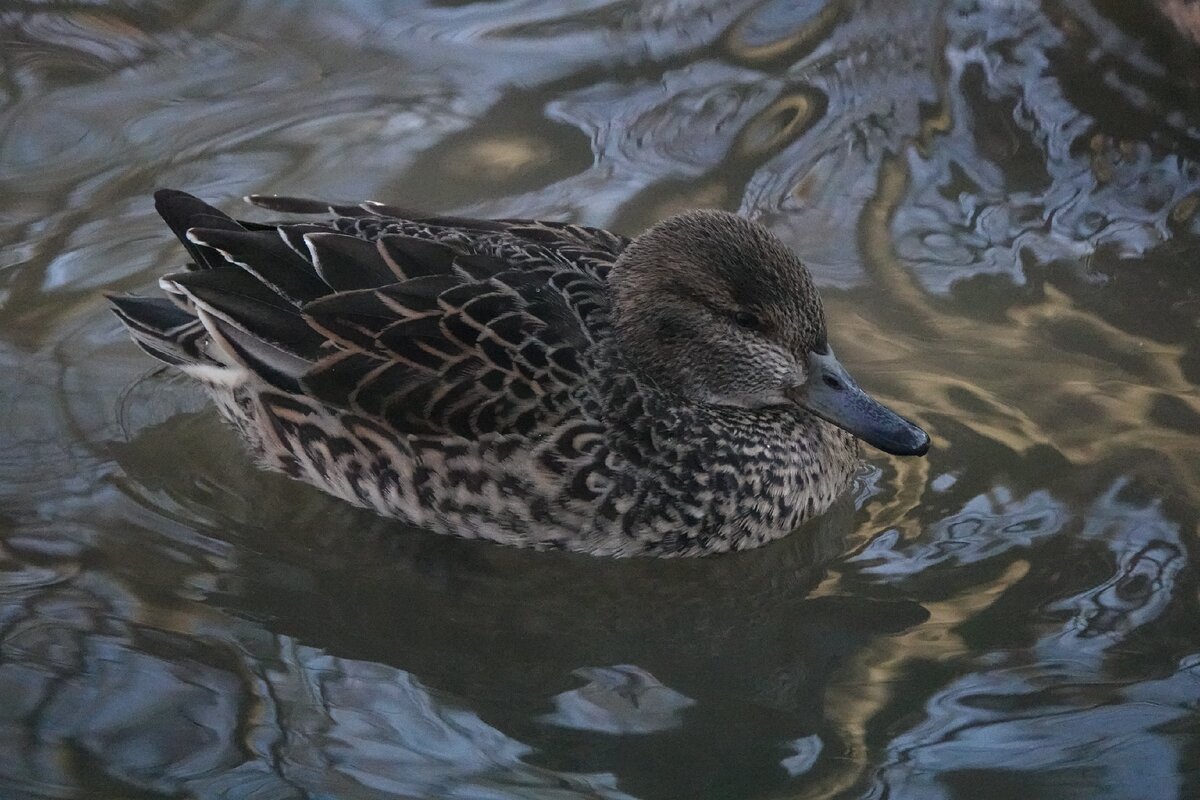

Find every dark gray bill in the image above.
[792,348,930,456]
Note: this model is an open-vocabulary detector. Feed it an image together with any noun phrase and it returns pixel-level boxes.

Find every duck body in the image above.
[111,190,919,556]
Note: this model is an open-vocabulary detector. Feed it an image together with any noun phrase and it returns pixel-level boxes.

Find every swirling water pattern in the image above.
[1,1,1198,798]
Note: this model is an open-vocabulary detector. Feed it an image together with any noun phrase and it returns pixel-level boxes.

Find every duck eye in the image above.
[733,310,761,330]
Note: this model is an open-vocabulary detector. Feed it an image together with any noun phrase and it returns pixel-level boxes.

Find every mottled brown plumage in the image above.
[109,190,927,556]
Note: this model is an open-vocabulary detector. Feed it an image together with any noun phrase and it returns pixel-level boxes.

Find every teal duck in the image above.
[109,190,928,556]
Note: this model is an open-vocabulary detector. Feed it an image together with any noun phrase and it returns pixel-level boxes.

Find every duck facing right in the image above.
[110,190,930,556]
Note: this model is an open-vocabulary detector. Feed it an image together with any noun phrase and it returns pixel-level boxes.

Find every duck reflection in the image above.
[220,518,926,800]
[0,409,928,800]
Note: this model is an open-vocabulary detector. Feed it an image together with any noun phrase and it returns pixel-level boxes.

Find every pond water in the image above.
[2,1,1199,798]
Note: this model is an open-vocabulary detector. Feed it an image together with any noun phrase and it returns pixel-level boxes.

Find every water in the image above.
[1,1,1199,797]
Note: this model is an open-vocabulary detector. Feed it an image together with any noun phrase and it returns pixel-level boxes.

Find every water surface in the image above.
[2,1,1199,798]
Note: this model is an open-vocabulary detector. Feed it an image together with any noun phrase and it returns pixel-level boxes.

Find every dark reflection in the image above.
[75,410,927,800]
[0,574,634,799]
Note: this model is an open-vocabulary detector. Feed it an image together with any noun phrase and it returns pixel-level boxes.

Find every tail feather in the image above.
[185,226,329,304]
[153,188,245,270]
[107,294,211,367]
[114,190,325,378]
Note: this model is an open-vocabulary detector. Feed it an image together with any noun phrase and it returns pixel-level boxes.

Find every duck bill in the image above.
[791,348,930,457]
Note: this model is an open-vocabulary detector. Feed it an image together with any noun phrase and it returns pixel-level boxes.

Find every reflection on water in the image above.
[1,0,1198,798]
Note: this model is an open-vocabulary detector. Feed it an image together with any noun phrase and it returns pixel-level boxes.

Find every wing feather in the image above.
[114,190,624,439]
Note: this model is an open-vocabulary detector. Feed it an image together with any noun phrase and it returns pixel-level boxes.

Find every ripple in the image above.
[891,1,1200,292]
[0,576,639,799]
[539,665,696,734]
[847,486,1068,580]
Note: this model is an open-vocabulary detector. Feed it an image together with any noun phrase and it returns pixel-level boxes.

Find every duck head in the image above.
[610,210,929,457]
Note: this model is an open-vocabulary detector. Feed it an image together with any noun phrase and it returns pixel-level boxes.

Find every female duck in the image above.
[110,190,928,556]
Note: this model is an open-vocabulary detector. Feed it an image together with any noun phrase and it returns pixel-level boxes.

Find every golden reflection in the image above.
[1171,193,1199,224]
[806,560,1031,800]
[848,153,1200,494]
[722,0,845,64]
[801,127,1200,792]
[69,11,150,42]
[641,181,731,221]
[735,90,822,158]
[446,136,546,182]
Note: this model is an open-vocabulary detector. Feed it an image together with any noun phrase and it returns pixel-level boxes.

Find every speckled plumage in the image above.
[110,190,869,556]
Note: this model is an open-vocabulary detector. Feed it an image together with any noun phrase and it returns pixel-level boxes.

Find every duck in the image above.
[109,189,928,556]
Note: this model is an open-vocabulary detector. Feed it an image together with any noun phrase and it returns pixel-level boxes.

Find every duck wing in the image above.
[133,190,619,439]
